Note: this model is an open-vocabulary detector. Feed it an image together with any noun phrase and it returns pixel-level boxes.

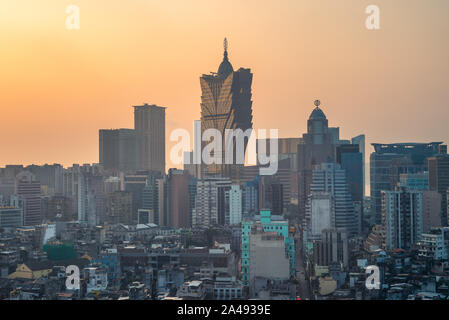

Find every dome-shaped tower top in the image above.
[217,38,234,77]
[309,99,326,120]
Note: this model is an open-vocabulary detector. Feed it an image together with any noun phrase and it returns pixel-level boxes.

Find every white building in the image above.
[229,185,242,225]
[307,192,334,240]
[417,227,449,260]
[192,178,231,229]
[84,267,108,294]
[306,161,356,239]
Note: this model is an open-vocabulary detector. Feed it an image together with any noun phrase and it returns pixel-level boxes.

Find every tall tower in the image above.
[297,100,335,221]
[200,38,253,179]
[134,103,166,174]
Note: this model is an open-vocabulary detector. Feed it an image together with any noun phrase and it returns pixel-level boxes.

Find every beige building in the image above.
[249,229,289,285]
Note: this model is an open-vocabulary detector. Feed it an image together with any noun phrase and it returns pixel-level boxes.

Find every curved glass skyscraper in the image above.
[200,39,253,179]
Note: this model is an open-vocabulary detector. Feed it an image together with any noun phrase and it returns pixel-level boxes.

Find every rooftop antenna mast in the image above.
[224,37,228,53]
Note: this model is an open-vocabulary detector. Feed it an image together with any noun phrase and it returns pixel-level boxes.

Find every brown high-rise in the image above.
[167,169,191,228]
[134,104,166,174]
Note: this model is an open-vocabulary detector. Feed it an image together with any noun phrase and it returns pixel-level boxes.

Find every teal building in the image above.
[241,209,295,285]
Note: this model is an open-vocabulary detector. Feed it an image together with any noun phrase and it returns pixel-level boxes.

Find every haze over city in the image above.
[1,0,449,173]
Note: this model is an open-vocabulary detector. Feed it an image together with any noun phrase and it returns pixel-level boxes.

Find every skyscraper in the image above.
[297,100,335,221]
[134,103,166,174]
[200,38,253,179]
[336,144,363,202]
[306,161,358,239]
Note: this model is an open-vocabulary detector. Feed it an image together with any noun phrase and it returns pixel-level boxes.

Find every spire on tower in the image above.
[217,37,233,76]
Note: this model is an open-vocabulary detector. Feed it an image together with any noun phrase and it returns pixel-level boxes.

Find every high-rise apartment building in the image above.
[15,171,41,226]
[134,104,166,174]
[381,187,423,251]
[192,177,232,229]
[106,191,133,225]
[229,185,242,225]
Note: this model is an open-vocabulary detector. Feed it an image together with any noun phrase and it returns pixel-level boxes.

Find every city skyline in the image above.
[1,1,449,303]
[1,0,449,171]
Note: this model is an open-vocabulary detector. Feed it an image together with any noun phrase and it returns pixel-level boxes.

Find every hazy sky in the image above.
[1,0,449,174]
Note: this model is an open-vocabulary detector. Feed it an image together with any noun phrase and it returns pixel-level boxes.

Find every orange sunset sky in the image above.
[1,0,449,175]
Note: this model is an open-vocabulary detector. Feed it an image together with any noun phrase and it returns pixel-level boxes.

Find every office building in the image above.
[351,134,366,196]
[229,185,242,225]
[336,144,363,202]
[306,161,357,238]
[297,100,335,221]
